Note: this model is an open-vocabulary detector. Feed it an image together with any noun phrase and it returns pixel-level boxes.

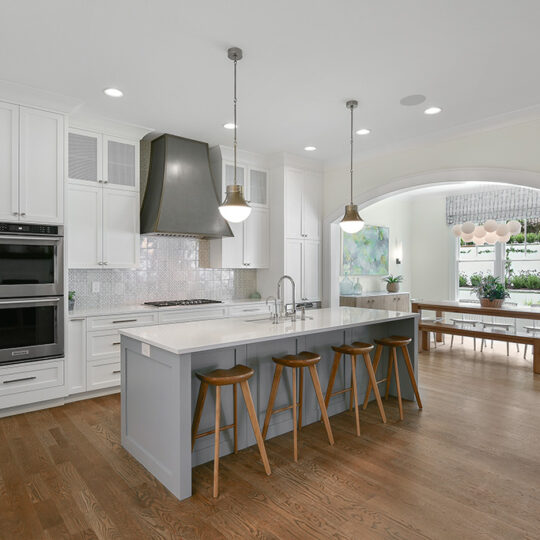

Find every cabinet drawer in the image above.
[0,359,64,402]
[87,359,121,390]
[87,312,158,331]
[87,330,121,362]
[158,307,227,325]
[229,304,267,317]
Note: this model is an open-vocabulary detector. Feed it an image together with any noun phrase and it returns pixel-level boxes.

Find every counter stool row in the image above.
[191,335,422,497]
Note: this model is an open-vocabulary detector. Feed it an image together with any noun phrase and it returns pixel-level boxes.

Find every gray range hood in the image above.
[140,134,233,238]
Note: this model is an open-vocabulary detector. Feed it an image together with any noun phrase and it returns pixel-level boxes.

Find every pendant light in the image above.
[219,47,252,223]
[339,100,365,234]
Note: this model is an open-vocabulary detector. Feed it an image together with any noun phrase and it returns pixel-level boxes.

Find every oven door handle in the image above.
[0,297,61,305]
[0,235,63,241]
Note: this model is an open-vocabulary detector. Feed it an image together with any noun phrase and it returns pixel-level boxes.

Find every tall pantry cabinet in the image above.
[258,158,323,303]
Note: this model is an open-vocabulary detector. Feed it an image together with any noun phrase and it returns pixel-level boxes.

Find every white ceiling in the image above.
[2,1,540,162]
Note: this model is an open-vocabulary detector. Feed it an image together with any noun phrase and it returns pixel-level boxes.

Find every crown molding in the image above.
[69,113,153,140]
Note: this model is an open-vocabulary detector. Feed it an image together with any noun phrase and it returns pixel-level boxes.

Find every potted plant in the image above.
[68,290,76,311]
[383,274,403,293]
[471,275,509,308]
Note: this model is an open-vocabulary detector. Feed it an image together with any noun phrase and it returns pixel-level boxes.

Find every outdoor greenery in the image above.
[507,270,540,290]
[471,275,510,301]
[382,274,403,284]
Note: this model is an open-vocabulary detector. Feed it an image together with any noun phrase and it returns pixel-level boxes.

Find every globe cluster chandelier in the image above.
[452,219,522,245]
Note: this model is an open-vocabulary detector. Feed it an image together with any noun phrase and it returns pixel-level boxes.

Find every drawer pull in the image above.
[112,370,121,374]
[242,308,261,312]
[112,319,137,324]
[112,342,121,346]
[3,376,37,384]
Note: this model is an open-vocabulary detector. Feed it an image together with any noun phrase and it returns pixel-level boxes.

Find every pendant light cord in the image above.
[350,103,354,204]
[233,56,238,186]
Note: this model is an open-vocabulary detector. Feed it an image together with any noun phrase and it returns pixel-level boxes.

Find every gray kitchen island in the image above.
[119,306,419,500]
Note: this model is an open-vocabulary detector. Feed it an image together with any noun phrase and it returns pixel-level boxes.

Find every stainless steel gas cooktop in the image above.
[143,299,223,307]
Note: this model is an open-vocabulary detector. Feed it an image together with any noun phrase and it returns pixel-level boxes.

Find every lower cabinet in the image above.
[340,292,410,311]
[87,359,121,391]
[68,318,87,394]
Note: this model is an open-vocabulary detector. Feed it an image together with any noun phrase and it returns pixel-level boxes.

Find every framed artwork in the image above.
[341,225,389,275]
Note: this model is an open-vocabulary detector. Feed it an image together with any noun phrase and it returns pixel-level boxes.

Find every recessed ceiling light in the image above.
[400,94,426,106]
[104,88,123,98]
[356,128,371,135]
[223,122,236,129]
[424,106,442,115]
[304,146,317,152]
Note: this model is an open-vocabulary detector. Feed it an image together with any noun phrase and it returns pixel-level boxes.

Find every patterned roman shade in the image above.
[446,187,540,225]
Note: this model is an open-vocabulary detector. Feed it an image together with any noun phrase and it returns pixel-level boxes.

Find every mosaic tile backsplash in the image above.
[68,236,258,310]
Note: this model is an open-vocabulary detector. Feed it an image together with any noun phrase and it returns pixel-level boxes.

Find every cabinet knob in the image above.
[12,211,18,216]
[20,212,26,216]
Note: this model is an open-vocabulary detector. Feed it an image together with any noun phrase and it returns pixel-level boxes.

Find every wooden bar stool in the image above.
[362,336,422,421]
[325,342,387,436]
[192,365,271,498]
[262,351,334,462]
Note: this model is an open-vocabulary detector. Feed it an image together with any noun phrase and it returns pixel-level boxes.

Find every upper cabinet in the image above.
[0,101,64,224]
[67,126,141,269]
[68,129,139,191]
[208,146,270,269]
[285,168,321,240]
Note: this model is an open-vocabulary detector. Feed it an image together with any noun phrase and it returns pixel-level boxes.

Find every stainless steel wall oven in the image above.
[0,223,64,365]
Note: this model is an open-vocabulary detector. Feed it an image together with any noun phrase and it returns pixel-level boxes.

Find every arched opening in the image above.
[324,168,540,307]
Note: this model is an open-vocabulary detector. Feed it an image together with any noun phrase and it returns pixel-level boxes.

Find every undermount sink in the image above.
[244,315,313,323]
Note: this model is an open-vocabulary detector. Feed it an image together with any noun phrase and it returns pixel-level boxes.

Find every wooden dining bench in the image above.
[418,321,540,373]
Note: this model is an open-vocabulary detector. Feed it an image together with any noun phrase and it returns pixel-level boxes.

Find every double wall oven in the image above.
[0,223,64,365]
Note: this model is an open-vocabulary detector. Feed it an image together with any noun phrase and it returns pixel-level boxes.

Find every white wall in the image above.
[341,196,412,294]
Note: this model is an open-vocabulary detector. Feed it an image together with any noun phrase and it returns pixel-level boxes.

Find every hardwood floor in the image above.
[1,342,540,539]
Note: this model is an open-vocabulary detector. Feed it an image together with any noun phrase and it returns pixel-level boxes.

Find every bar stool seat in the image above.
[192,364,271,498]
[325,342,386,436]
[262,351,334,462]
[197,364,254,385]
[363,335,421,421]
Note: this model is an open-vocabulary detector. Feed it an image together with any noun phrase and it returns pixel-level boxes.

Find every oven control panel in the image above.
[0,223,62,236]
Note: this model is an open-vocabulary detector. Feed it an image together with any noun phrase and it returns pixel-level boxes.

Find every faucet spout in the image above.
[277,275,296,320]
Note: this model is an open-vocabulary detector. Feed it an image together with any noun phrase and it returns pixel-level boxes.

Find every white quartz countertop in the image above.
[119,307,418,355]
[68,298,266,318]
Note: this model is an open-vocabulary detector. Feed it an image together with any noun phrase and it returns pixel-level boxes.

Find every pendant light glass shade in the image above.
[339,100,364,234]
[218,184,252,222]
[219,47,251,223]
[340,204,365,233]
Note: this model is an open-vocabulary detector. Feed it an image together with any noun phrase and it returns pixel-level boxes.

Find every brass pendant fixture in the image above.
[339,100,364,234]
[219,47,252,223]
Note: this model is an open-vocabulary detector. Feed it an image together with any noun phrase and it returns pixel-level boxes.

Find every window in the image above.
[455,218,540,305]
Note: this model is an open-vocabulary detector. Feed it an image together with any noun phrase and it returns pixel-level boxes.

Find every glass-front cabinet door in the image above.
[68,129,101,185]
[248,168,268,206]
[103,136,139,190]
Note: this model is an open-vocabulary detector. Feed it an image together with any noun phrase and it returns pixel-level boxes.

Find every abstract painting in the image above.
[341,225,389,276]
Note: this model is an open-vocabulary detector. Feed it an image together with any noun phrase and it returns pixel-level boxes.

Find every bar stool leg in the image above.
[192,381,208,451]
[298,367,304,430]
[239,381,271,476]
[233,383,238,454]
[362,344,382,409]
[213,386,221,498]
[324,351,341,409]
[308,365,334,445]
[362,351,387,423]
[349,368,354,411]
[292,367,298,462]
[262,364,283,439]
[392,348,403,420]
[400,345,423,409]
[384,348,394,399]
[350,355,360,436]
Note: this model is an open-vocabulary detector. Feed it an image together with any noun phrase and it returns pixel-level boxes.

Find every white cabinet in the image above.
[68,129,139,191]
[339,292,410,311]
[102,189,139,267]
[0,102,19,221]
[285,168,321,240]
[68,318,86,394]
[209,146,270,269]
[0,102,64,224]
[285,238,321,302]
[67,127,140,269]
